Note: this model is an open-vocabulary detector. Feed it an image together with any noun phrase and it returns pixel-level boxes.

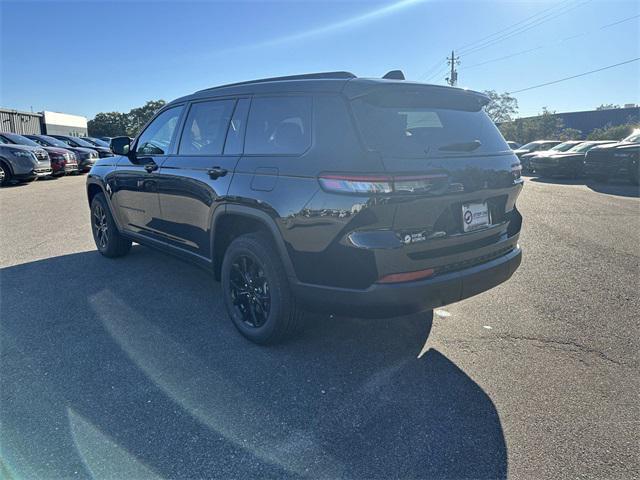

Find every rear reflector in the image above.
[319,173,447,194]
[376,268,435,284]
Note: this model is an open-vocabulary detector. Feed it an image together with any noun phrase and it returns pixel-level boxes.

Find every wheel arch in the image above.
[0,156,14,175]
[211,205,297,281]
[86,179,123,232]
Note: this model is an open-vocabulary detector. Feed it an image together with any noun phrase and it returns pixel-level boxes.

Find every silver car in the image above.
[0,142,52,186]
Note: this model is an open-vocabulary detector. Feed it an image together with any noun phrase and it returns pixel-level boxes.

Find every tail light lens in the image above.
[318,174,393,194]
[511,163,522,179]
[319,173,447,194]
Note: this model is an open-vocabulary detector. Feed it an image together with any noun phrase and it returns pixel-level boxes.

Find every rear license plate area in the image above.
[462,202,490,232]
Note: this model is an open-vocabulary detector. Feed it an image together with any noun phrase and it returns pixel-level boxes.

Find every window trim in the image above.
[223,97,251,156]
[132,103,186,157]
[242,94,314,157]
[176,98,238,157]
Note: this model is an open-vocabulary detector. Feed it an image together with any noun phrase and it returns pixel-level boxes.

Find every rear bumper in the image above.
[292,246,522,317]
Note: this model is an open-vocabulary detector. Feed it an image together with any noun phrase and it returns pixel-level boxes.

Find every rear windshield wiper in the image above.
[438,140,482,152]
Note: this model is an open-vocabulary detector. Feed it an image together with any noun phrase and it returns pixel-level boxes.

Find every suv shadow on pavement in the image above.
[1,247,507,479]
[528,176,639,198]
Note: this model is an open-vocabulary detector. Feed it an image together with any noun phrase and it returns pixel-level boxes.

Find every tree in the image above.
[87,112,128,137]
[126,100,166,136]
[88,100,166,137]
[587,122,639,141]
[498,108,583,144]
[596,104,620,110]
[483,90,519,123]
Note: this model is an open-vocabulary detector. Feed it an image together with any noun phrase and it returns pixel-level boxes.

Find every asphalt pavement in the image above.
[1,174,638,479]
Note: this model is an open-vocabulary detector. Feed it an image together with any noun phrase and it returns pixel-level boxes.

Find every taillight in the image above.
[318,174,393,194]
[511,163,522,179]
[318,173,447,194]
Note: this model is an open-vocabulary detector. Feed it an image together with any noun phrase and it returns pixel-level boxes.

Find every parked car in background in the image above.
[50,134,114,158]
[0,132,77,177]
[25,134,99,173]
[532,141,616,178]
[519,140,582,172]
[513,140,563,172]
[506,141,520,149]
[98,136,113,144]
[584,131,640,184]
[81,136,111,148]
[87,71,523,344]
[0,142,51,186]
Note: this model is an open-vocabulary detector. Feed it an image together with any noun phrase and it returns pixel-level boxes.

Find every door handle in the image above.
[208,167,228,179]
[144,161,158,173]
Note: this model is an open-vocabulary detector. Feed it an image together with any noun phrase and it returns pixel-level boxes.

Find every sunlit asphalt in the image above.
[1,175,638,479]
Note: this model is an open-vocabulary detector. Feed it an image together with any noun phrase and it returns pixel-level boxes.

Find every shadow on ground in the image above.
[1,247,506,479]
[528,175,639,198]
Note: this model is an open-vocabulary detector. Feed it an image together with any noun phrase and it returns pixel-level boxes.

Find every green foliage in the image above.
[498,108,582,144]
[587,122,639,141]
[595,103,620,110]
[483,90,518,123]
[88,100,167,137]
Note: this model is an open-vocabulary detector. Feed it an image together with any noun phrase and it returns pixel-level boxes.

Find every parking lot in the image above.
[1,175,638,479]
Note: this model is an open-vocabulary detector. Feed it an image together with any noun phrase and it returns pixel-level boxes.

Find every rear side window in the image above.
[179,100,235,155]
[350,88,507,158]
[245,96,312,155]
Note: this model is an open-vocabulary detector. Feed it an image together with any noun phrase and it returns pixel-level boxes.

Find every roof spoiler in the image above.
[382,70,405,80]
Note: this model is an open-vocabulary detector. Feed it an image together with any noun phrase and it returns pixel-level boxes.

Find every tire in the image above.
[90,193,132,257]
[0,161,11,187]
[221,232,303,345]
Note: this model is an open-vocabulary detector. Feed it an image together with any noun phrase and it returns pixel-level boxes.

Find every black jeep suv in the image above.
[87,71,523,344]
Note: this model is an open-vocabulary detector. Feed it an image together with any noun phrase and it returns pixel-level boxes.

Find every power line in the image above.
[460,13,640,71]
[418,0,573,80]
[418,0,591,83]
[508,58,640,94]
[455,0,573,52]
[458,0,592,57]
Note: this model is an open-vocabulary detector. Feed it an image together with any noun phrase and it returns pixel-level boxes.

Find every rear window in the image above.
[350,89,507,158]
[245,96,312,155]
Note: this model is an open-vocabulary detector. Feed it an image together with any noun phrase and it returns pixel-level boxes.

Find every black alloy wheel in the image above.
[229,254,272,328]
[90,193,132,257]
[92,202,109,250]
[221,232,303,344]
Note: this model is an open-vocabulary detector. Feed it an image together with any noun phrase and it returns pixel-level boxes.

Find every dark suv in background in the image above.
[584,131,640,184]
[51,134,114,159]
[87,71,523,344]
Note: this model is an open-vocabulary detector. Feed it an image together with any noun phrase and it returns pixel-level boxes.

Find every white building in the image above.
[41,111,88,136]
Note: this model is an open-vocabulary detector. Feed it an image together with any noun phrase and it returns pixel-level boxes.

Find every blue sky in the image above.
[1,0,638,119]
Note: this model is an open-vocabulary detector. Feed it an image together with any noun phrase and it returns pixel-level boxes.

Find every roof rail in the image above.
[198,71,357,93]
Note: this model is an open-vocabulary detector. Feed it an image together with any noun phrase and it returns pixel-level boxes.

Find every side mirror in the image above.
[110,136,132,156]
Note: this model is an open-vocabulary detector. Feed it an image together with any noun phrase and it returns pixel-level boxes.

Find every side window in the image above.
[136,106,183,156]
[245,96,312,155]
[178,100,235,155]
[223,98,250,155]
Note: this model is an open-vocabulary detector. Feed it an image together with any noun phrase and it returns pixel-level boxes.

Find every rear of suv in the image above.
[87,71,523,344]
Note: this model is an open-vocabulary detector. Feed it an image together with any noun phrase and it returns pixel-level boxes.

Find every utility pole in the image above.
[445,50,460,86]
